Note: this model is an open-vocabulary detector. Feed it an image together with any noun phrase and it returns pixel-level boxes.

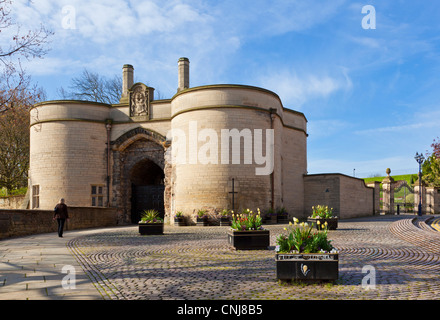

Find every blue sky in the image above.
[8,0,440,177]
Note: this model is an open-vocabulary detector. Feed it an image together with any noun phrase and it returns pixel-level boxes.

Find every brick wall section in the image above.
[366,181,381,215]
[281,125,307,219]
[0,207,121,239]
[304,174,375,219]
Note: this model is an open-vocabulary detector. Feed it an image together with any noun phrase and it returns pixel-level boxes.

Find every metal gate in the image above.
[131,184,165,223]
[394,180,415,214]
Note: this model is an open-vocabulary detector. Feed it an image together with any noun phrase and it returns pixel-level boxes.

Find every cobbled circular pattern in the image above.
[67,215,440,300]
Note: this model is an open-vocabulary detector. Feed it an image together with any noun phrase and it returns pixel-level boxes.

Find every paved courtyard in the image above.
[1,214,440,301]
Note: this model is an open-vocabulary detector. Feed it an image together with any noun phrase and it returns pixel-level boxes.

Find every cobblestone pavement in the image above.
[64,214,440,300]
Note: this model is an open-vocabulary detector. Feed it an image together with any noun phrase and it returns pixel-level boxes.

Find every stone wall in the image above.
[426,187,440,214]
[0,206,122,239]
[29,74,308,225]
[281,123,307,219]
[415,186,440,215]
[304,174,376,219]
[0,196,25,209]
[169,85,308,220]
[29,119,109,209]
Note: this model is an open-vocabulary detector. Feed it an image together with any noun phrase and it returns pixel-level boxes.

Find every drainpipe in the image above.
[105,120,112,207]
[269,108,276,210]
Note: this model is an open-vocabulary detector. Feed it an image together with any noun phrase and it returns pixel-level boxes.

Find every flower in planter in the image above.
[311,205,336,219]
[175,211,183,218]
[197,209,208,219]
[219,209,231,217]
[265,208,277,218]
[231,208,264,231]
[139,209,163,224]
[316,220,329,229]
[275,217,336,254]
[276,207,288,216]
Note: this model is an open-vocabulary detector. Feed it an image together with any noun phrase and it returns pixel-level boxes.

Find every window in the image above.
[91,185,104,207]
[32,185,39,209]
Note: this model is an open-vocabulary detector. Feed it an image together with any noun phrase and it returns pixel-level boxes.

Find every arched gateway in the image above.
[111,127,170,224]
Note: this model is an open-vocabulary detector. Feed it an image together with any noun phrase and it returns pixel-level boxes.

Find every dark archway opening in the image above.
[130,159,165,224]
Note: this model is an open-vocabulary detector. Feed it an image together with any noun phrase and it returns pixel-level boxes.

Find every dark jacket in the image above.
[54,203,69,219]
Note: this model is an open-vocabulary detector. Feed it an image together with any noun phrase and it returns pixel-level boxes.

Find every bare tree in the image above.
[0,0,52,113]
[58,69,122,104]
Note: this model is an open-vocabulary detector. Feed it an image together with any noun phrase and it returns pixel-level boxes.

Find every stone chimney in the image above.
[121,64,134,100]
[177,57,189,92]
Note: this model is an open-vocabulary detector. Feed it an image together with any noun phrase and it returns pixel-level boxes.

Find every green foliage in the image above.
[0,107,30,191]
[197,209,208,218]
[219,209,231,216]
[140,209,163,223]
[175,211,183,217]
[265,207,276,217]
[276,207,288,216]
[0,187,27,197]
[422,154,440,187]
[363,174,418,185]
[276,218,334,254]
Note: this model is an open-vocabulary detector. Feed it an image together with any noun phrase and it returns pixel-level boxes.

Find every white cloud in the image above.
[258,68,352,109]
[349,36,381,49]
[355,109,440,135]
[216,0,347,37]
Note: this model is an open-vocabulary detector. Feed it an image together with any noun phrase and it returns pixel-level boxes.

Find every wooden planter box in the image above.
[277,215,289,224]
[228,230,270,250]
[220,217,231,226]
[276,253,338,282]
[139,223,164,235]
[174,217,185,226]
[197,217,208,226]
[308,217,338,230]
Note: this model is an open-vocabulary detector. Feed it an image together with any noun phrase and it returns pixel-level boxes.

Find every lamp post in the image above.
[414,152,425,216]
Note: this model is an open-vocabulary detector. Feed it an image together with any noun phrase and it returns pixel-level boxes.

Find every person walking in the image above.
[53,198,69,237]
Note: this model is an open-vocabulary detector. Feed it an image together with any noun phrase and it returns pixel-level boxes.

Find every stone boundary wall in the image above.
[0,196,25,209]
[304,174,376,219]
[0,207,122,240]
[425,187,440,214]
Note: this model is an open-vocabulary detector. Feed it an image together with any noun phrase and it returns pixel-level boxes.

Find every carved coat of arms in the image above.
[130,84,149,117]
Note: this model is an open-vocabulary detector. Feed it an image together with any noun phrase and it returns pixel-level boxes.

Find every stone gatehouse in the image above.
[28,58,378,224]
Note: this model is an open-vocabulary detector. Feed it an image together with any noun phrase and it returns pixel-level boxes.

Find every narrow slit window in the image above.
[32,185,40,209]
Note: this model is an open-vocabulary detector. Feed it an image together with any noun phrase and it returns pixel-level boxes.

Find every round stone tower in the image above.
[169,83,307,219]
[29,101,111,209]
